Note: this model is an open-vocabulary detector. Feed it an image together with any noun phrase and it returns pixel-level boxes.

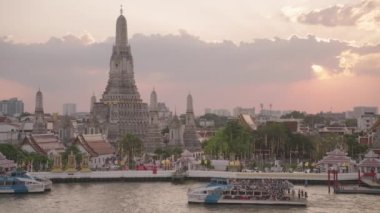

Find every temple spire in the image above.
[150,88,158,111]
[186,93,193,113]
[115,5,128,47]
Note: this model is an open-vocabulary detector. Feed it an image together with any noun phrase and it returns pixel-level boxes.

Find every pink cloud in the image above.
[0,79,35,111]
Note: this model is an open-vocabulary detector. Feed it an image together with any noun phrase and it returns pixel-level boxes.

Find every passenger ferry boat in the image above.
[9,171,52,191]
[187,178,307,206]
[0,175,45,194]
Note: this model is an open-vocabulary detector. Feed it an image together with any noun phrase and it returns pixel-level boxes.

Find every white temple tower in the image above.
[93,7,149,143]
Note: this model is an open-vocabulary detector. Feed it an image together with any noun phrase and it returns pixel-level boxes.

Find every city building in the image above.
[63,103,76,116]
[204,108,212,115]
[370,118,380,154]
[212,109,231,117]
[92,8,149,143]
[233,107,255,117]
[0,122,20,144]
[357,112,378,132]
[0,98,24,117]
[346,106,378,119]
[199,119,215,128]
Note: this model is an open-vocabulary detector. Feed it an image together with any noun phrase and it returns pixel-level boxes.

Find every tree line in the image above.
[203,120,367,164]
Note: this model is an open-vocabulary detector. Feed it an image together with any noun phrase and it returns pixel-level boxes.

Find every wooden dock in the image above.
[335,186,380,195]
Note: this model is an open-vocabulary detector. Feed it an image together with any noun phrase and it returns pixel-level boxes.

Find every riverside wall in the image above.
[29,170,360,184]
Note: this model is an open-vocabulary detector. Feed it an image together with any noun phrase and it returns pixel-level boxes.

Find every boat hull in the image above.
[188,198,307,206]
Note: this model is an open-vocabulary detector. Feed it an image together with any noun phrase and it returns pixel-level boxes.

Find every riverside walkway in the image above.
[29,170,359,183]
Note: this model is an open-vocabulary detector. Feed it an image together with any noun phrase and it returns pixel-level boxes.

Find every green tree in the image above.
[255,122,290,160]
[281,111,306,119]
[204,120,252,160]
[0,144,51,171]
[120,134,143,169]
[345,119,358,127]
[345,135,367,159]
[154,146,183,160]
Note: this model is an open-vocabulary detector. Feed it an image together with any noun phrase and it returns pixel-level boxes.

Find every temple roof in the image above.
[76,134,115,157]
[239,114,257,130]
[364,150,379,158]
[22,134,65,155]
[326,149,348,156]
[318,148,356,165]
[359,158,380,168]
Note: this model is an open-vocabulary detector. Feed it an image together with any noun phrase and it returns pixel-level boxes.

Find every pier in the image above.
[29,170,360,183]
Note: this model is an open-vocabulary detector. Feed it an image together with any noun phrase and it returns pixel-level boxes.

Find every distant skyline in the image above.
[0,0,379,115]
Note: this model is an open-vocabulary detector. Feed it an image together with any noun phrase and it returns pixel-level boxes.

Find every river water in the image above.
[0,181,378,213]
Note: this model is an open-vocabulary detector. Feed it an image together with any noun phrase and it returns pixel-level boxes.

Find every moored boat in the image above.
[187,178,307,206]
[0,175,45,194]
[9,171,52,191]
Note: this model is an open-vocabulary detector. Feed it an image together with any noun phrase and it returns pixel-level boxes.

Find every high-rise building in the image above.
[63,103,76,116]
[204,108,212,115]
[346,106,379,119]
[233,106,255,117]
[0,98,24,117]
[92,7,149,142]
[213,109,231,117]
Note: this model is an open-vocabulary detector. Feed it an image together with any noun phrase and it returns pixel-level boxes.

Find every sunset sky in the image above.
[0,0,379,115]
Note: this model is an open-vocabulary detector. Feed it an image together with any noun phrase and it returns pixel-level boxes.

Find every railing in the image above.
[188,170,358,181]
[29,170,360,181]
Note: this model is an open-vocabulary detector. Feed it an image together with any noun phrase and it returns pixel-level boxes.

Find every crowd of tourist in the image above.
[224,179,307,200]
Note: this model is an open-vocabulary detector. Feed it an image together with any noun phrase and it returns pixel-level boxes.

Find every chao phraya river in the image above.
[0,181,379,213]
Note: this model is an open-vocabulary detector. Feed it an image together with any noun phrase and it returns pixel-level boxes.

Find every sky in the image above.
[0,0,379,115]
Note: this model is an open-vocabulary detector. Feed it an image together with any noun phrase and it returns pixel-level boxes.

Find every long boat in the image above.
[187,178,307,206]
[0,175,45,194]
